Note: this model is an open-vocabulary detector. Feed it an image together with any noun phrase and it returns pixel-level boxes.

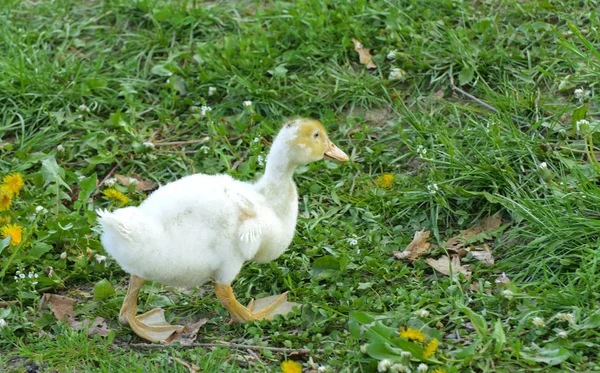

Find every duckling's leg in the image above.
[119,275,184,343]
[215,284,296,322]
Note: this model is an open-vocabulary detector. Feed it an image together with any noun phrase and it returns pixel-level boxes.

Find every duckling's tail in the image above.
[96,208,138,243]
[96,207,161,255]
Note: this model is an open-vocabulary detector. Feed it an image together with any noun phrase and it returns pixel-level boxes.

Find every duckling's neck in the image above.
[256,155,296,193]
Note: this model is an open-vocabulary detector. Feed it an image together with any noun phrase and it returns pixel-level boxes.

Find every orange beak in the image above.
[324,141,349,162]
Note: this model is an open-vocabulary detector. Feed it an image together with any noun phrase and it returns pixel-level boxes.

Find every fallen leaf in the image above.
[40,294,77,323]
[470,244,494,266]
[425,255,471,279]
[482,213,502,231]
[469,282,481,292]
[164,318,208,346]
[115,174,158,192]
[172,357,200,373]
[352,39,377,69]
[72,316,111,337]
[433,90,445,99]
[393,230,431,261]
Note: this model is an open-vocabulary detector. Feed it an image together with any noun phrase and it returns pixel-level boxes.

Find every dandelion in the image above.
[0,189,12,213]
[432,369,445,373]
[360,344,368,354]
[399,327,426,343]
[388,68,406,81]
[378,359,393,372]
[103,188,129,205]
[415,309,430,318]
[423,338,439,358]
[3,173,24,196]
[0,319,7,328]
[555,313,576,324]
[387,50,398,60]
[557,330,568,339]
[200,105,212,116]
[104,178,117,187]
[375,173,395,189]
[243,100,252,107]
[1,223,23,247]
[427,183,439,195]
[532,317,545,328]
[0,216,10,224]
[280,360,302,373]
[95,254,107,263]
[417,364,428,373]
[257,154,265,166]
[208,86,217,96]
[57,144,65,153]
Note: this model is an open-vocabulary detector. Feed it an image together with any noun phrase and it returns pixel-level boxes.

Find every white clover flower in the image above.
[14,276,19,282]
[387,50,398,60]
[208,86,217,96]
[378,359,393,372]
[417,363,428,373]
[104,178,117,187]
[200,146,210,154]
[0,319,7,328]
[142,141,155,149]
[416,145,427,158]
[502,290,514,300]
[78,175,86,181]
[400,351,412,359]
[555,313,576,324]
[78,104,90,112]
[391,364,407,373]
[28,272,34,279]
[360,344,369,354]
[532,317,545,328]
[574,88,590,101]
[34,273,38,278]
[317,366,329,373]
[538,162,548,170]
[388,68,406,81]
[253,137,260,143]
[201,105,212,116]
[415,309,430,318]
[576,119,590,133]
[60,252,67,260]
[243,100,252,107]
[57,144,65,153]
[557,330,568,339]
[257,154,265,166]
[348,238,358,246]
[35,206,48,214]
[95,255,107,263]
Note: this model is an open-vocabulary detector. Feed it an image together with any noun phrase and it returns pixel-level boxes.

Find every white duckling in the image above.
[97,118,349,343]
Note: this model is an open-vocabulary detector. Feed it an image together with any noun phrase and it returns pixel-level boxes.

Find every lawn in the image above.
[1,0,599,371]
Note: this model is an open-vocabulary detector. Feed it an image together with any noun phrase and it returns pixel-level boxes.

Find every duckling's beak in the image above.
[324,141,349,162]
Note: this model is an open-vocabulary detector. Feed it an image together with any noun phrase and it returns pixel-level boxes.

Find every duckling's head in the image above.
[275,118,349,166]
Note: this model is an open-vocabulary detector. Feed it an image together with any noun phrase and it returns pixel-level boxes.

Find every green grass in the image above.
[1,0,600,371]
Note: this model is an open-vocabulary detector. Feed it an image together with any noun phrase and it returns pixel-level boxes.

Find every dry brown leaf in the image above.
[72,316,111,337]
[40,294,77,323]
[393,230,431,261]
[164,318,208,346]
[470,244,494,266]
[172,357,200,373]
[469,282,481,292]
[352,39,377,69]
[115,174,158,192]
[482,213,502,231]
[425,255,471,279]
[433,90,445,99]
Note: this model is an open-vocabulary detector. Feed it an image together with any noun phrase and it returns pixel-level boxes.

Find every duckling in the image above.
[97,118,349,342]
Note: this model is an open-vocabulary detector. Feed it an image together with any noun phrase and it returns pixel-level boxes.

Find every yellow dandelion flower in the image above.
[103,188,129,205]
[1,223,24,247]
[280,360,302,373]
[432,369,445,373]
[0,215,10,224]
[375,173,395,189]
[399,327,426,343]
[0,187,12,212]
[3,173,24,196]
[423,338,439,358]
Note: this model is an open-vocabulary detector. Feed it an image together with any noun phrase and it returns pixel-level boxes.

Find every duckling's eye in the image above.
[313,132,320,138]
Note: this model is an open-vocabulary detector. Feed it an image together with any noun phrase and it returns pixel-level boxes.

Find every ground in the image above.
[0,0,599,372]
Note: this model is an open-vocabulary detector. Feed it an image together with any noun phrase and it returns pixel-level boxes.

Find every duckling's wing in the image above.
[227,188,262,261]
